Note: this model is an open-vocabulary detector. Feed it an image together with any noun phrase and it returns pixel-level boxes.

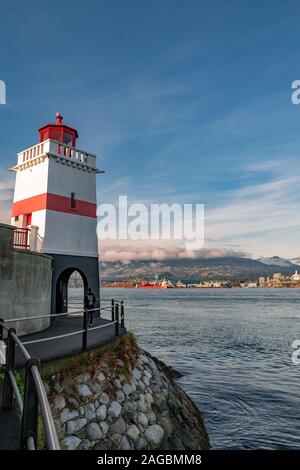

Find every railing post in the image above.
[121,301,125,329]
[111,299,115,322]
[82,309,88,351]
[29,225,38,252]
[115,303,120,337]
[0,318,4,341]
[21,357,41,449]
[2,328,16,410]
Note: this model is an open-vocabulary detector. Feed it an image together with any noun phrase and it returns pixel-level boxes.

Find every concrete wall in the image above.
[0,223,52,336]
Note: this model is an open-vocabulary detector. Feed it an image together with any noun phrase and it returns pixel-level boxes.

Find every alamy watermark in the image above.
[290,84,300,363]
[0,80,6,105]
[291,340,300,365]
[96,196,204,250]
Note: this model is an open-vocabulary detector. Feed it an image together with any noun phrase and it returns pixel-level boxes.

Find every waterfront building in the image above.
[240,281,258,288]
[161,277,175,288]
[247,282,258,288]
[291,270,300,283]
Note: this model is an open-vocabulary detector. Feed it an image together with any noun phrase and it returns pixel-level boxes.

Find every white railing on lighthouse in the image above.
[17,139,97,170]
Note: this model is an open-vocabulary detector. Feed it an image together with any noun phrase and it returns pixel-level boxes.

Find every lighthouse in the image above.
[10,113,102,314]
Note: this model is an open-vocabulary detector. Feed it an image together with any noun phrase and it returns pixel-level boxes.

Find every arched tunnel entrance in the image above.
[56,268,88,314]
[50,254,100,316]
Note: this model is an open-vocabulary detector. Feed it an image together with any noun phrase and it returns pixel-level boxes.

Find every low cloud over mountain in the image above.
[100,250,300,281]
[101,245,248,263]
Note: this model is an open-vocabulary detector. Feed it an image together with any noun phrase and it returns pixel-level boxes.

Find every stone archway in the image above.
[50,254,100,316]
[55,267,88,314]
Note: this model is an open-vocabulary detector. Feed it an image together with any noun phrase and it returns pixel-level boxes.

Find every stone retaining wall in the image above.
[44,336,210,450]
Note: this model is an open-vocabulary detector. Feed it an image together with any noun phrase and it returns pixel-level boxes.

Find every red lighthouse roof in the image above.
[39,113,78,147]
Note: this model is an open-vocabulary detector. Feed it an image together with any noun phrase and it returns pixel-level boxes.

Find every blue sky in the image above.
[1,0,300,260]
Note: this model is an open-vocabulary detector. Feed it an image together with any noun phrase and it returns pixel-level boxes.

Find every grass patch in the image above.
[37,415,46,449]
[42,331,139,387]
[0,364,25,398]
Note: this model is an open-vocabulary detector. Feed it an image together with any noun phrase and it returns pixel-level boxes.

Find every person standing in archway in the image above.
[84,287,96,325]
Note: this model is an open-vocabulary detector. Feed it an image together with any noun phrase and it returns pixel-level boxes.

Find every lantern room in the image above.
[38,112,78,147]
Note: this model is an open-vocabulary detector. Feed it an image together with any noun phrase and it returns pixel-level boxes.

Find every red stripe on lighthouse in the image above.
[12,194,47,216]
[12,193,97,218]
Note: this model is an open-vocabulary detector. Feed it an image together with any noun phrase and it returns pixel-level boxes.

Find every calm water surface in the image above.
[100,288,300,449]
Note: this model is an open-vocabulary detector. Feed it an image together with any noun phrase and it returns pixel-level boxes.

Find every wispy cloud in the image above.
[101,244,247,263]
[205,160,300,258]
[99,155,300,261]
[2,3,300,263]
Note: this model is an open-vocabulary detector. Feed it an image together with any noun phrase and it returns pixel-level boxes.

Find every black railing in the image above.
[80,300,125,352]
[2,299,125,355]
[0,321,60,450]
[13,228,30,250]
[0,299,125,450]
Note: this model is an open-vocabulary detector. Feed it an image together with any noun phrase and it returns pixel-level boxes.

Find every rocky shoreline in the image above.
[43,334,210,450]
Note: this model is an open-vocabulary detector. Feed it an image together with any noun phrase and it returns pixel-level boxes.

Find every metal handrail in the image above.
[0,299,125,450]
[22,312,121,346]
[2,306,124,341]
[8,370,23,415]
[3,309,85,323]
[0,321,60,450]
[88,320,117,332]
[22,328,86,345]
[31,365,60,450]
[3,302,113,324]
[27,435,35,450]
[10,330,31,361]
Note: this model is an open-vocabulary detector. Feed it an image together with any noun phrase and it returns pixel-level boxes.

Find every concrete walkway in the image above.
[16,314,124,367]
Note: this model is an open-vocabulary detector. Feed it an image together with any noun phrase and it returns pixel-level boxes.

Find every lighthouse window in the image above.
[63,131,73,146]
[71,192,76,209]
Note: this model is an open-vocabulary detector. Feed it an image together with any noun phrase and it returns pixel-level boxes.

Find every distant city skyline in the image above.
[1,1,300,260]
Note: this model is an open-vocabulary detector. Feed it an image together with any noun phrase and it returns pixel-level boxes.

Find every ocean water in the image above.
[97,288,300,449]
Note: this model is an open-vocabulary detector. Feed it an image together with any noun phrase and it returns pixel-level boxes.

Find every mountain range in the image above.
[100,256,300,282]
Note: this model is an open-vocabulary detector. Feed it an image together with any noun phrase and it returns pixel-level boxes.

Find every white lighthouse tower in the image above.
[10,113,102,313]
